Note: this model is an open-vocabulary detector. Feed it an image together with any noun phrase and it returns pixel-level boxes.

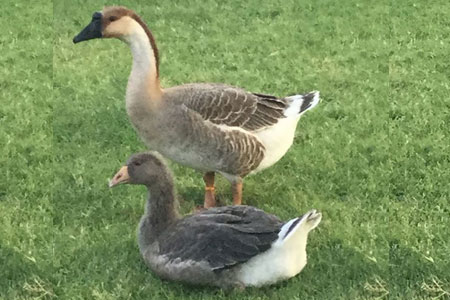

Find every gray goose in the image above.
[109,152,322,288]
[74,6,320,207]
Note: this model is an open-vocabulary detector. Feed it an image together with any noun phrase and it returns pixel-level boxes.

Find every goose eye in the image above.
[133,161,141,166]
[109,16,118,22]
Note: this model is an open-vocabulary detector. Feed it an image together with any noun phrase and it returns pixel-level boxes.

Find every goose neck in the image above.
[124,20,162,107]
[143,178,179,237]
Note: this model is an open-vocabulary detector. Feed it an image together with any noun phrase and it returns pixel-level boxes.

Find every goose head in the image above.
[73,6,151,44]
[109,152,168,188]
[73,6,161,85]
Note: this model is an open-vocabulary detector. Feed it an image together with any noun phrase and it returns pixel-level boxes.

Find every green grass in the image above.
[1,0,449,298]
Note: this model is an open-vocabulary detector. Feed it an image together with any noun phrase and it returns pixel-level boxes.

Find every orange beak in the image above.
[109,166,130,188]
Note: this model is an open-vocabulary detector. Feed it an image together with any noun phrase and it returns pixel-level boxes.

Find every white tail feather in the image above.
[283,91,320,117]
[275,210,322,246]
[277,217,300,241]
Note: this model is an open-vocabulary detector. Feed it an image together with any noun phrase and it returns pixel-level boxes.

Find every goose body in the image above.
[144,206,321,288]
[109,152,322,288]
[74,7,320,207]
[129,83,319,177]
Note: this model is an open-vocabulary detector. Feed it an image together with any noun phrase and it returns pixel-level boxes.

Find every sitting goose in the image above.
[109,152,322,288]
[74,6,320,208]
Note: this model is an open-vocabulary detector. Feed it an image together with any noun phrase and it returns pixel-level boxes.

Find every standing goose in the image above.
[74,6,320,208]
[109,152,322,288]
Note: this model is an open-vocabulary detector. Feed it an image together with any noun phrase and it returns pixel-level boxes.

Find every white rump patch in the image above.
[252,117,299,172]
[236,211,321,287]
[236,216,309,286]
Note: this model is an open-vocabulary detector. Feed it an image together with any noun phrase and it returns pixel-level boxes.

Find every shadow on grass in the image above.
[0,243,52,298]
[144,240,384,299]
[177,186,236,209]
[57,234,388,299]
[388,239,450,298]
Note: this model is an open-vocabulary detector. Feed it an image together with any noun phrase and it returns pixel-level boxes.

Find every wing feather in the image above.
[157,206,282,272]
[173,84,289,131]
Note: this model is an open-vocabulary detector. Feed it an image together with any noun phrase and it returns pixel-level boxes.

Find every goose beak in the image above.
[73,12,103,43]
[109,166,130,188]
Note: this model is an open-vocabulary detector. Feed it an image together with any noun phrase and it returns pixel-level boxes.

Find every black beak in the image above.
[73,12,103,44]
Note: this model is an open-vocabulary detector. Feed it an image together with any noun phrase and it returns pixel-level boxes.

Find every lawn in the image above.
[1,0,449,299]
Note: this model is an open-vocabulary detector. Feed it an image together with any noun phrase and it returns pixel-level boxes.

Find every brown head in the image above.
[73,6,159,74]
[109,152,172,188]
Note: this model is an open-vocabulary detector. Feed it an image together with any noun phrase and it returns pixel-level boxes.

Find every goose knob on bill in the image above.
[109,152,322,288]
[75,6,320,208]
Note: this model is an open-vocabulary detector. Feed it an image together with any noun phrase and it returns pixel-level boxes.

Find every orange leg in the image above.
[203,172,216,208]
[232,181,243,205]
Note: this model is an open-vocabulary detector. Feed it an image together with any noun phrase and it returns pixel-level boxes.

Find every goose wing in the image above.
[169,83,288,131]
[157,205,283,272]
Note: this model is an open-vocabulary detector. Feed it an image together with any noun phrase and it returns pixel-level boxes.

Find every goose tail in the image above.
[276,209,322,246]
[283,91,320,117]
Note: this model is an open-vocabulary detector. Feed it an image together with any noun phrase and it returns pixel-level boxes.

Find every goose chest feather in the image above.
[74,6,321,207]
[109,152,322,288]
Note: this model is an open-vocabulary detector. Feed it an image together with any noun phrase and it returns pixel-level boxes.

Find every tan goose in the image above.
[109,152,322,288]
[74,6,320,207]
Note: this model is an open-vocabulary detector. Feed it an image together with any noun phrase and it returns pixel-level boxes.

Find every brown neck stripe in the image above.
[130,13,160,77]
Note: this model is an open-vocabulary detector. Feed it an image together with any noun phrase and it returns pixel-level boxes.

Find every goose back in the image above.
[165,83,289,132]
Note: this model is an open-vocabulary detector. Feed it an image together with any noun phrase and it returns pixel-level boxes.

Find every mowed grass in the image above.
[1,0,449,298]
